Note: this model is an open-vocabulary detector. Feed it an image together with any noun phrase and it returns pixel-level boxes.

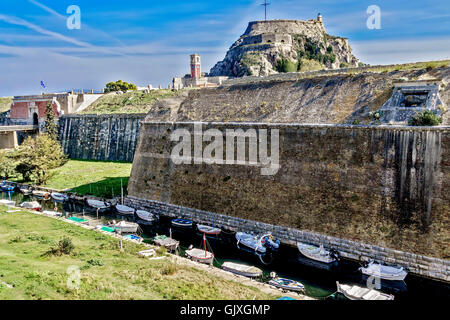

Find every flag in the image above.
[40,81,46,89]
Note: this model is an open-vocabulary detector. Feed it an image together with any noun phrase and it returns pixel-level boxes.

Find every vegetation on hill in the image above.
[409,110,443,126]
[80,90,182,114]
[104,80,137,93]
[0,210,275,300]
[0,97,12,113]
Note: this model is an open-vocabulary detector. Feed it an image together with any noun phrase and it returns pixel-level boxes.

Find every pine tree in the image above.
[43,102,58,138]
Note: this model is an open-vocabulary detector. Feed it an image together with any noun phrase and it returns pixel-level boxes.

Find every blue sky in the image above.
[0,0,449,96]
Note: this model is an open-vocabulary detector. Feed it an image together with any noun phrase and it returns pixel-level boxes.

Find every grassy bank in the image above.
[80,90,181,114]
[12,160,132,198]
[0,208,275,300]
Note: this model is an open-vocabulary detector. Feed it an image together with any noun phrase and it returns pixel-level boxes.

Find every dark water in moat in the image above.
[2,191,449,300]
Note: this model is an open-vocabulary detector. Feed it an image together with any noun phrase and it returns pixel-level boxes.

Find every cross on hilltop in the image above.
[261,0,271,21]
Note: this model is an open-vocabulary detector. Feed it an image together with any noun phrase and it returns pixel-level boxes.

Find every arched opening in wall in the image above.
[267,40,272,43]
[254,41,258,44]
[33,113,38,126]
[281,40,285,44]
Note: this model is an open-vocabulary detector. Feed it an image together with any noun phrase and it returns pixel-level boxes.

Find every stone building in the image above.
[173,54,229,90]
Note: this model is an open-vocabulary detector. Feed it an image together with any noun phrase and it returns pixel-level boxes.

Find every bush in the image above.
[0,151,17,179]
[46,237,74,256]
[104,80,137,93]
[276,59,298,73]
[42,102,58,138]
[409,110,443,126]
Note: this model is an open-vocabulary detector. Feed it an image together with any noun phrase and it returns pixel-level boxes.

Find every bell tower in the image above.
[190,54,201,78]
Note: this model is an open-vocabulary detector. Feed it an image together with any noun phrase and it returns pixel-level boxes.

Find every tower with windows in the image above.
[190,54,201,78]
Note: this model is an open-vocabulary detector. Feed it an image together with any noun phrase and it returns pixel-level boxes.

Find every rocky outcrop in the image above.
[209,19,360,77]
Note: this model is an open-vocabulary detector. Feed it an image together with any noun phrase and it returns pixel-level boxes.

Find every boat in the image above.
[236,232,279,254]
[336,282,394,300]
[197,224,221,235]
[268,278,305,292]
[115,204,135,215]
[42,210,62,217]
[185,248,214,264]
[153,235,179,251]
[172,218,193,228]
[360,261,408,281]
[87,199,111,209]
[51,192,69,202]
[96,225,115,233]
[124,234,143,244]
[0,184,14,192]
[138,249,156,257]
[136,210,155,222]
[20,188,31,195]
[0,199,15,206]
[221,262,263,278]
[32,190,51,200]
[68,216,89,224]
[20,201,41,211]
[297,242,338,264]
[112,220,139,233]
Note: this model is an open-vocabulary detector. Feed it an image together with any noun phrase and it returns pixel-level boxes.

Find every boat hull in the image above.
[297,242,336,264]
[172,219,193,228]
[336,282,394,300]
[186,248,214,264]
[268,279,305,292]
[221,262,262,278]
[360,263,408,281]
[197,225,221,235]
[236,232,266,254]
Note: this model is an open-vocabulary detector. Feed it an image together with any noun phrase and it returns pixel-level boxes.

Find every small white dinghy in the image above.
[20,201,41,211]
[360,261,408,281]
[20,188,31,195]
[42,210,62,217]
[221,262,263,278]
[297,242,337,264]
[51,192,69,202]
[336,282,394,300]
[136,210,155,222]
[197,224,221,235]
[0,199,15,206]
[268,278,305,292]
[115,204,135,215]
[138,249,156,257]
[32,190,50,199]
[87,199,110,209]
[112,220,139,233]
[185,248,214,264]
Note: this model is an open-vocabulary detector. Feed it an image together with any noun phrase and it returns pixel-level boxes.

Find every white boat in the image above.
[360,261,408,281]
[51,192,69,202]
[185,248,214,264]
[42,210,62,217]
[0,199,15,206]
[136,210,155,222]
[336,282,394,300]
[236,232,279,254]
[297,242,337,264]
[115,204,135,215]
[87,199,110,209]
[20,188,31,195]
[138,249,156,257]
[20,201,41,210]
[112,221,139,233]
[197,224,221,235]
[221,262,262,278]
[32,190,50,199]
[268,278,305,292]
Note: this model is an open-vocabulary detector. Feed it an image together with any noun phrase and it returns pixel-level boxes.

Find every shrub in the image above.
[276,59,298,73]
[409,110,443,126]
[46,237,74,256]
[0,151,17,179]
[42,102,58,138]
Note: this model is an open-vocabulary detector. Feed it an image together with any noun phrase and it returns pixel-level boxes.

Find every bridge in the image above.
[0,125,39,149]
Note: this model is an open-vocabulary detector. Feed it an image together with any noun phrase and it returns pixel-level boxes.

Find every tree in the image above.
[43,102,58,139]
[15,134,67,184]
[0,151,16,179]
[104,80,137,93]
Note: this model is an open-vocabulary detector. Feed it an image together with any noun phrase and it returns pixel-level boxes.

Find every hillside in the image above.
[209,19,360,77]
[145,61,450,125]
[79,90,183,114]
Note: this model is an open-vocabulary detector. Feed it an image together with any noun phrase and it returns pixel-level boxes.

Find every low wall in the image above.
[58,114,145,162]
[125,196,450,282]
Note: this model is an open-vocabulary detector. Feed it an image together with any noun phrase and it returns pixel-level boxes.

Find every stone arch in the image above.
[33,112,38,126]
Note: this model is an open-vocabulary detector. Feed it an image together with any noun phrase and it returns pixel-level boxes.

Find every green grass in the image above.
[80,90,181,114]
[12,160,132,198]
[0,208,275,300]
[0,97,12,113]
